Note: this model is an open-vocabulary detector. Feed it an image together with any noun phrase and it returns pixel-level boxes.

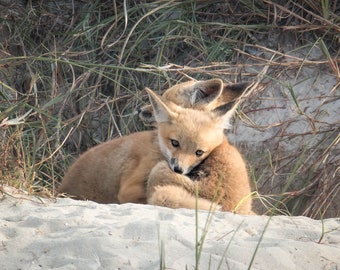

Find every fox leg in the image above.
[118,172,147,204]
[147,161,220,211]
[118,180,146,204]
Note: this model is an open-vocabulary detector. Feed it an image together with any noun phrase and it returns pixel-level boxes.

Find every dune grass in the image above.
[0,0,339,219]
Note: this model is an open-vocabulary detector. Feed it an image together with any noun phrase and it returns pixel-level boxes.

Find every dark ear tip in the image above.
[140,110,153,118]
[137,108,142,114]
[213,101,234,117]
[226,81,254,92]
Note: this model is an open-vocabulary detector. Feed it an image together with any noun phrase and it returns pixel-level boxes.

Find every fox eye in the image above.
[195,150,204,157]
[171,139,180,148]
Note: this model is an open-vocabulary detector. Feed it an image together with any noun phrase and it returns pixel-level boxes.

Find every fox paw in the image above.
[188,169,209,181]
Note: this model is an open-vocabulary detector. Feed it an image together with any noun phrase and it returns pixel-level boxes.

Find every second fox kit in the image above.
[139,79,253,214]
[58,85,244,210]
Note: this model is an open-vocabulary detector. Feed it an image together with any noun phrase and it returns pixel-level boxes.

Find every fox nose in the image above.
[174,166,183,174]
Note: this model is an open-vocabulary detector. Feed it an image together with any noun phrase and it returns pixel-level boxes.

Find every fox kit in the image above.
[140,79,254,214]
[58,87,237,208]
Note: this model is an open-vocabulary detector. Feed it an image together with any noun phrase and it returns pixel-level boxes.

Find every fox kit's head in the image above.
[146,88,237,175]
[139,79,252,127]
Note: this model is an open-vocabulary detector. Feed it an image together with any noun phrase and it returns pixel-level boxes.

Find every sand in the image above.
[0,188,339,270]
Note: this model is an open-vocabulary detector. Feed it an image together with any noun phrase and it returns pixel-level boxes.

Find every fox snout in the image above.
[170,158,184,174]
[169,158,198,175]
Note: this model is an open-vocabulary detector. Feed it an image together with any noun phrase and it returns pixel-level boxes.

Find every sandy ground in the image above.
[1,188,339,270]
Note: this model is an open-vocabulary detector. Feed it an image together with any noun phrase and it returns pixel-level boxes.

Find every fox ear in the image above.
[191,78,224,106]
[220,81,254,103]
[211,102,236,129]
[145,87,176,123]
[211,81,253,129]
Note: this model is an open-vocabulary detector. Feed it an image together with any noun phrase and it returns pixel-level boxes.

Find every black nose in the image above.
[137,108,142,114]
[174,166,183,174]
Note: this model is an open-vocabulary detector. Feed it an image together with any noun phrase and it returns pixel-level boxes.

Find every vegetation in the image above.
[0,0,339,218]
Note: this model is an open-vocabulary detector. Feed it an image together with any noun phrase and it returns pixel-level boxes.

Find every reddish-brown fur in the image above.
[147,138,253,214]
[59,80,254,215]
[142,79,254,214]
[58,131,162,203]
[59,87,232,206]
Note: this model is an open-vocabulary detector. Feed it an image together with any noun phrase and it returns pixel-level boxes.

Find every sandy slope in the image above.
[0,190,339,270]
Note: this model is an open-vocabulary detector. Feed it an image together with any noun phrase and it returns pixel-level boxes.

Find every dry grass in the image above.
[0,0,339,218]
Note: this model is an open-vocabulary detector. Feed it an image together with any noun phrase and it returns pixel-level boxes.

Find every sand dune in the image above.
[0,188,339,270]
